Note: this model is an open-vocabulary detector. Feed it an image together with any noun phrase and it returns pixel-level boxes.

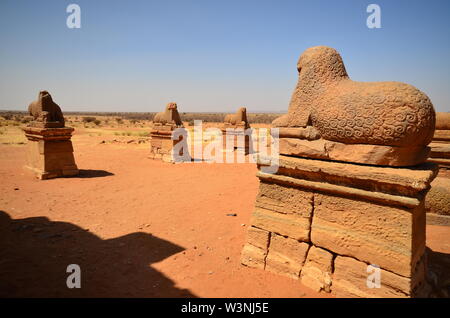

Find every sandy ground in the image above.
[0,127,449,298]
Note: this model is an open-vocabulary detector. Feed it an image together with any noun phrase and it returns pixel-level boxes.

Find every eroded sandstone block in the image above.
[427,112,450,169]
[251,207,310,242]
[265,233,309,279]
[332,255,427,298]
[425,176,450,226]
[250,182,313,241]
[311,193,425,278]
[300,246,333,292]
[241,227,270,269]
[241,154,437,297]
[241,243,267,270]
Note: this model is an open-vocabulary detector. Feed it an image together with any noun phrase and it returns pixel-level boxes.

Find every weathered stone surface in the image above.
[278,127,321,140]
[280,137,430,167]
[435,112,450,130]
[332,256,426,298]
[255,182,313,217]
[246,226,270,250]
[23,132,79,180]
[429,143,450,159]
[251,207,310,242]
[429,114,450,167]
[426,213,450,226]
[427,157,450,168]
[242,154,436,297]
[258,155,438,199]
[433,130,450,142]
[300,246,333,292]
[240,227,270,269]
[426,176,450,216]
[311,193,425,277]
[265,234,309,279]
[241,243,267,270]
[428,141,450,168]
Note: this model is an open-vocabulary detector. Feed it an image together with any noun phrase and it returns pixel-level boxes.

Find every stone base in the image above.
[22,126,78,180]
[428,141,450,169]
[279,137,430,167]
[221,124,252,154]
[241,155,438,297]
[425,176,450,217]
[432,130,450,143]
[149,124,189,163]
[426,213,450,226]
[148,152,177,163]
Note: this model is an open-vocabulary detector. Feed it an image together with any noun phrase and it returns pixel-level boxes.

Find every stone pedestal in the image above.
[22,126,78,180]
[221,123,252,154]
[149,124,187,163]
[427,130,450,169]
[277,128,430,167]
[241,155,438,297]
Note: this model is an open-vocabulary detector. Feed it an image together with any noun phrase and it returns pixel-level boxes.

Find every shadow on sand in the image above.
[76,169,115,178]
[427,248,450,298]
[0,210,195,297]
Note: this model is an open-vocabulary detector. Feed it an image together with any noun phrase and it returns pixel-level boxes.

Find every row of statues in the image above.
[26,93,250,130]
[21,46,448,298]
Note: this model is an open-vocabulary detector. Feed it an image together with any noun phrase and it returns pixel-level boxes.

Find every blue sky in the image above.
[0,0,449,112]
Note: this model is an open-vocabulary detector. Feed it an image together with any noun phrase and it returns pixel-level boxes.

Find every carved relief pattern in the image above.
[278,46,436,147]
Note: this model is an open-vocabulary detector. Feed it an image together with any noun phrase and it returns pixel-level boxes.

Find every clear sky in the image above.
[0,0,449,113]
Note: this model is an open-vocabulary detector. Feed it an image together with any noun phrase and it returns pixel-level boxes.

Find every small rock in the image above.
[14,187,19,191]
[208,271,214,275]
[226,213,237,217]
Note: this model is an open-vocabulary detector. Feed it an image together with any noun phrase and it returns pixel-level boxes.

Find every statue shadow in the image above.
[427,247,450,298]
[0,210,195,298]
[76,169,115,178]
